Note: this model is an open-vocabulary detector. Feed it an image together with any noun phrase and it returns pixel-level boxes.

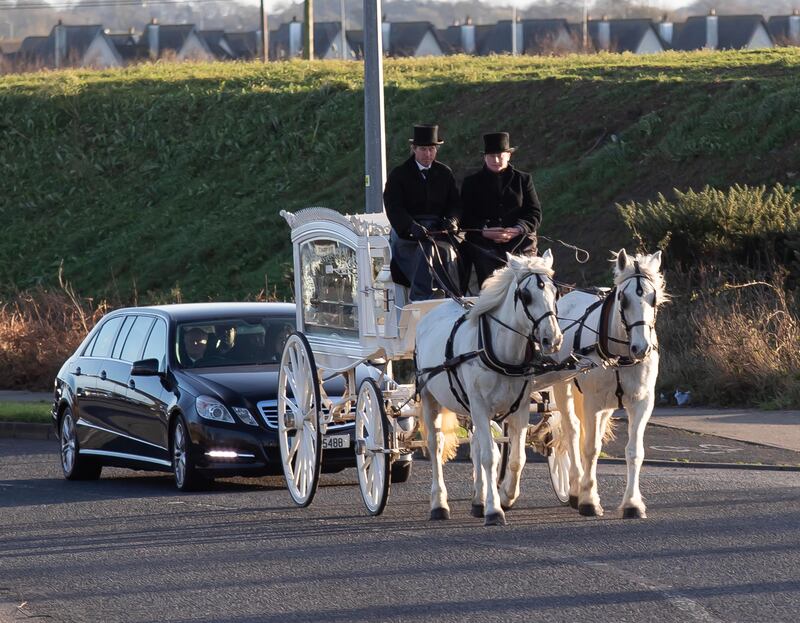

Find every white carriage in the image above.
[277,207,572,515]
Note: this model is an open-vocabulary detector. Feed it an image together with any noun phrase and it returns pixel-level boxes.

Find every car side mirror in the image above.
[131,358,162,377]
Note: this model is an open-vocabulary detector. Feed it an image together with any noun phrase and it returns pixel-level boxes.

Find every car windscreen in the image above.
[175,316,295,369]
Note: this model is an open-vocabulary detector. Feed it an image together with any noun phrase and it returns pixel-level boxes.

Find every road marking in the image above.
[650,444,741,455]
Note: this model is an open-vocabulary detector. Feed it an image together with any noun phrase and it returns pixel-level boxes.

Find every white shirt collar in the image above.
[416,161,430,171]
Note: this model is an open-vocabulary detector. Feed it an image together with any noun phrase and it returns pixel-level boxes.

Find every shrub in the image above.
[658,269,800,408]
[618,184,800,287]
[0,281,108,390]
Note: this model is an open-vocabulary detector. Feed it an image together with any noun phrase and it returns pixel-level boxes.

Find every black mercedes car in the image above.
[52,302,365,490]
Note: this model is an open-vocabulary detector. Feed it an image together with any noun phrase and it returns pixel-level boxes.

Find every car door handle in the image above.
[100,370,107,381]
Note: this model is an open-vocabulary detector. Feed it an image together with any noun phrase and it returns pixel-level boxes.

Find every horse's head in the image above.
[613,249,666,361]
[507,250,563,355]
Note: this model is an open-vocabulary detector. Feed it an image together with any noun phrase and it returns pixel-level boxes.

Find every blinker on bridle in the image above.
[513,272,556,337]
[617,260,658,335]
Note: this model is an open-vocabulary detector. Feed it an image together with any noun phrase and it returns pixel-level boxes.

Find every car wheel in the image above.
[60,408,102,481]
[171,416,208,492]
[390,459,412,484]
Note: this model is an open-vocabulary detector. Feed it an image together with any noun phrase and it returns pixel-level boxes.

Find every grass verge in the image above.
[0,401,52,424]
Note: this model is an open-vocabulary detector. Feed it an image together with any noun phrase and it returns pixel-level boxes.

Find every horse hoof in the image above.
[569,495,579,509]
[578,504,603,517]
[501,501,514,511]
[430,507,450,521]
[484,512,507,527]
[470,504,484,518]
[622,507,646,519]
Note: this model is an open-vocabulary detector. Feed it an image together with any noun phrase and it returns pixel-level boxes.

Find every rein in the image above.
[414,270,557,422]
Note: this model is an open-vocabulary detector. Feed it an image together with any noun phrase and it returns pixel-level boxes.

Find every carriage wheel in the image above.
[278,332,322,508]
[547,441,571,505]
[355,378,391,516]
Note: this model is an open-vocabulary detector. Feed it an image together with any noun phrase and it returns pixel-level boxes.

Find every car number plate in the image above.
[322,434,350,450]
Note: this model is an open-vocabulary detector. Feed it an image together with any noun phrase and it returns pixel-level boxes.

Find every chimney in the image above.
[461,15,476,54]
[658,13,673,46]
[706,8,718,50]
[790,10,800,43]
[54,20,66,69]
[289,16,301,57]
[598,15,611,50]
[382,15,390,54]
[147,18,159,59]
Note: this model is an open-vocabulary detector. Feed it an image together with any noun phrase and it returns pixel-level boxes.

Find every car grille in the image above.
[257,399,355,431]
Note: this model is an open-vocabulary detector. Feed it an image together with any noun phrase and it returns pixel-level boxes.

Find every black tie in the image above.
[420,169,428,181]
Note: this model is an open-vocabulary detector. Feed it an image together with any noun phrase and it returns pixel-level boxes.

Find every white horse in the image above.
[415,251,563,526]
[550,249,666,519]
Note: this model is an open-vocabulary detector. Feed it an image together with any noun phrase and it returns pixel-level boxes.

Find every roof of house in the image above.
[477,19,572,55]
[270,21,344,59]
[16,35,47,58]
[225,31,259,59]
[386,21,441,56]
[198,30,234,60]
[107,33,144,61]
[588,18,661,53]
[140,24,204,56]
[672,14,771,51]
[437,25,462,54]
[718,15,771,49]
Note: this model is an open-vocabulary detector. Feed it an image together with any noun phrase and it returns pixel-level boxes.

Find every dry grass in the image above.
[0,277,108,390]
[658,268,800,409]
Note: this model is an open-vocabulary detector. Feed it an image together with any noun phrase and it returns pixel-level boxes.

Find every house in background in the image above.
[438,18,493,55]
[767,11,800,46]
[382,20,444,57]
[140,21,215,61]
[199,30,236,60]
[270,19,355,60]
[107,30,144,64]
[476,19,577,55]
[672,11,773,51]
[226,31,260,60]
[12,23,121,69]
[588,18,665,54]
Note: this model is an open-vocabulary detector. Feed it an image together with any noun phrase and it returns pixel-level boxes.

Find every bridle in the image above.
[614,260,659,348]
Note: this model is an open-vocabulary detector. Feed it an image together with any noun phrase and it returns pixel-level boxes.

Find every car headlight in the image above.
[232,406,258,427]
[195,396,235,424]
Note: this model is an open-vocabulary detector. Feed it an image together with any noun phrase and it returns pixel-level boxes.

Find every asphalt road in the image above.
[1,439,799,623]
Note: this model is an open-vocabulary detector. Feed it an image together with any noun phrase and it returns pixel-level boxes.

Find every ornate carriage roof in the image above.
[280,207,390,237]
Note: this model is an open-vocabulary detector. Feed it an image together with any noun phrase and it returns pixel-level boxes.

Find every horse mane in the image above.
[468,254,555,321]
[612,251,668,306]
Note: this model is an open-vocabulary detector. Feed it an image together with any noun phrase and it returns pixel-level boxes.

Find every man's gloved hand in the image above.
[443,217,460,234]
[406,221,428,240]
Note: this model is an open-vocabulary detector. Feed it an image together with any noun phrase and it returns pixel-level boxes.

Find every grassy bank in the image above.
[0,402,52,423]
[2,50,800,301]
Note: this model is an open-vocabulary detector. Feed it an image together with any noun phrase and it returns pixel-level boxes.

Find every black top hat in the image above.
[409,124,444,146]
[482,132,516,154]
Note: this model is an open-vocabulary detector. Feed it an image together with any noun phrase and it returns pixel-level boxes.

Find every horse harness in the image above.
[415,272,565,422]
[564,261,659,409]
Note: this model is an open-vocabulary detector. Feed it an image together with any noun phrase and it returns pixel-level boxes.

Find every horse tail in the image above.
[418,407,461,464]
[440,408,460,464]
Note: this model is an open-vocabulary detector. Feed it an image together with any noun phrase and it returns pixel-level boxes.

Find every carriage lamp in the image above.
[373,262,395,329]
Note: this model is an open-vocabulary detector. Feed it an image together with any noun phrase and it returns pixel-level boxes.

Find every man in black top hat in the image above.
[460,131,542,288]
[383,124,463,300]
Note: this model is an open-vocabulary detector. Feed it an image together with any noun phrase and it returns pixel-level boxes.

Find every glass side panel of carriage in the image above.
[299,238,359,337]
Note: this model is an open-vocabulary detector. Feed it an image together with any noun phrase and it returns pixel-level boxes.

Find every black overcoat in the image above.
[460,164,542,251]
[383,155,462,239]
